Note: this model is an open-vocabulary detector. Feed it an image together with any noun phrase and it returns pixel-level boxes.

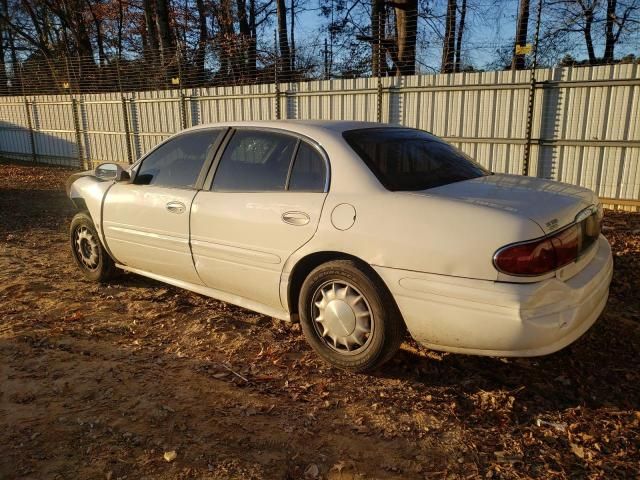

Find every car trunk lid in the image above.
[418,173,598,235]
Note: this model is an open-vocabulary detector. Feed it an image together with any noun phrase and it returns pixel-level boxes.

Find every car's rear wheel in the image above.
[70,212,117,282]
[298,259,406,372]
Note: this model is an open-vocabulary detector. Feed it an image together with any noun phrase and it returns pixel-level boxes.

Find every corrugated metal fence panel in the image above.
[197,83,277,124]
[30,94,78,165]
[82,92,129,166]
[538,65,640,204]
[293,78,378,121]
[132,89,182,156]
[0,95,33,158]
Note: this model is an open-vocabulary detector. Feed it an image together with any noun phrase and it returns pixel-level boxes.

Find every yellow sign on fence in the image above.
[515,44,532,55]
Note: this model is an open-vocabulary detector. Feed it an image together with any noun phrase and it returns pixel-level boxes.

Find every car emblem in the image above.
[546,218,559,231]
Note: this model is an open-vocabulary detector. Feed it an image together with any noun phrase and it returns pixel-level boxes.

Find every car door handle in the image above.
[282,211,310,226]
[166,201,186,214]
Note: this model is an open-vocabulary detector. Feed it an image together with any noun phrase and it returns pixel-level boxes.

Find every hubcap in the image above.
[311,280,373,354]
[74,226,99,271]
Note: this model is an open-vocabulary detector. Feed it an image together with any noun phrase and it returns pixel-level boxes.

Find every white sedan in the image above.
[66,121,613,372]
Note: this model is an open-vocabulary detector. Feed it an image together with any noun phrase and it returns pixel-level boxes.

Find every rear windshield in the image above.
[343,128,489,191]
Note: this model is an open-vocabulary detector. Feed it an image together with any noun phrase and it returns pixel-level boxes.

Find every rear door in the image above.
[102,129,224,284]
[190,128,329,310]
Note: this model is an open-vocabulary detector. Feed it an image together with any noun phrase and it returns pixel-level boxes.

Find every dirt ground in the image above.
[0,161,639,480]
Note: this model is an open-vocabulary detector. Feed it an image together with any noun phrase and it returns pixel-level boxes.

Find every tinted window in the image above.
[343,128,488,191]
[212,130,297,191]
[134,130,220,188]
[288,142,326,192]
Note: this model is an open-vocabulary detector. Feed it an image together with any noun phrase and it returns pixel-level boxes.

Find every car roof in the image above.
[184,120,401,136]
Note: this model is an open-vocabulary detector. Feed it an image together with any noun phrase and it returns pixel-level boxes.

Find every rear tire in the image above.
[70,212,117,282]
[298,260,406,373]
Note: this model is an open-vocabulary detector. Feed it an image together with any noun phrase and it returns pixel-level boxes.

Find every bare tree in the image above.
[603,0,640,62]
[545,0,599,64]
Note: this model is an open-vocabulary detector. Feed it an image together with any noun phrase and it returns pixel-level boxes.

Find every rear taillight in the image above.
[494,207,602,277]
[494,224,580,276]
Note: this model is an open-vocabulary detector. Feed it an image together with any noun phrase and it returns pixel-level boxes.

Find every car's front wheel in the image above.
[298,260,406,372]
[70,212,117,282]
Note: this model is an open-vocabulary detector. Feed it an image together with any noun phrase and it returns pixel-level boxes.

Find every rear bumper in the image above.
[375,235,613,357]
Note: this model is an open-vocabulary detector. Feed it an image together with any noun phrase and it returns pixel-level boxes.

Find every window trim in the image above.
[129,127,229,190]
[203,126,331,193]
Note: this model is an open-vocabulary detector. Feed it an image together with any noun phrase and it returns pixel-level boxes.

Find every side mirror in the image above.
[95,163,130,182]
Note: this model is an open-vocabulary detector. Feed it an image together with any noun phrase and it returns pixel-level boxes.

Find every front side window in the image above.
[134,130,221,188]
[343,128,489,191]
[212,130,297,191]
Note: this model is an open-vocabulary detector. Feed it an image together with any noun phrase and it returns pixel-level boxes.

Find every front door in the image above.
[190,129,329,309]
[103,129,223,284]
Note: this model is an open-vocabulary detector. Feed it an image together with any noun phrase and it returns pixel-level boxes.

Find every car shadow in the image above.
[373,313,639,415]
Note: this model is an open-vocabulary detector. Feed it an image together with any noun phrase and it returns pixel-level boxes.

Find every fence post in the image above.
[285,88,297,119]
[388,81,401,124]
[179,90,188,129]
[376,13,383,123]
[23,97,38,164]
[121,95,134,164]
[129,96,141,160]
[275,72,282,120]
[190,89,201,127]
[71,97,87,169]
[274,30,281,120]
[522,0,543,176]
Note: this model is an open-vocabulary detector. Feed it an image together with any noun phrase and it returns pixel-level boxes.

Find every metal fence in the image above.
[0,63,638,209]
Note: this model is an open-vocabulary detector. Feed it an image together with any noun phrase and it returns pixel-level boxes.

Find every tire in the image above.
[69,211,118,282]
[298,259,406,373]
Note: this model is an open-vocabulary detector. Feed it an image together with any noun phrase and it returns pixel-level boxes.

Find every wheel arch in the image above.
[285,251,395,319]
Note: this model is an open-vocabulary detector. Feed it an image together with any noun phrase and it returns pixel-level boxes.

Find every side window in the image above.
[288,142,327,192]
[212,130,297,192]
[134,130,220,188]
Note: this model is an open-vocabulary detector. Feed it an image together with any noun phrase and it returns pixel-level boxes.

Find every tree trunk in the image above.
[196,0,208,76]
[394,0,417,75]
[511,0,529,70]
[236,0,252,78]
[249,0,257,76]
[143,0,159,59]
[441,0,456,73]
[217,0,235,78]
[0,16,7,94]
[155,0,175,63]
[371,0,386,76]
[117,0,124,59]
[584,7,596,64]
[276,0,291,78]
[290,0,295,73]
[455,0,466,72]
[85,0,106,66]
[603,0,616,62]
[69,0,94,58]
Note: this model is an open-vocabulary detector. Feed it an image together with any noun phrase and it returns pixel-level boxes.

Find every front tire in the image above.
[298,260,406,372]
[70,212,117,282]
